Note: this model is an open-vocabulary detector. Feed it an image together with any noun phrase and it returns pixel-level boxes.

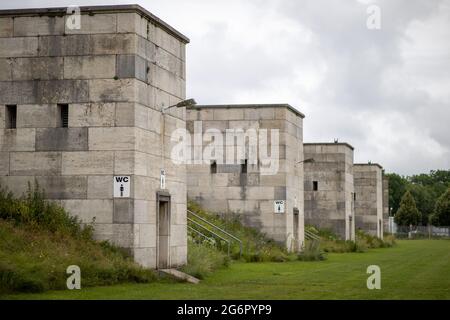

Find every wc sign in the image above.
[274,200,285,214]
[114,176,130,198]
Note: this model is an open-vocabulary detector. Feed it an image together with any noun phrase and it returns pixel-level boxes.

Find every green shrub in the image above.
[0,182,93,240]
[181,240,229,279]
[298,240,326,261]
[0,184,157,294]
[188,201,290,263]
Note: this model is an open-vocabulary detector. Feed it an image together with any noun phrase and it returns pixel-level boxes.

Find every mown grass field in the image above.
[3,240,449,300]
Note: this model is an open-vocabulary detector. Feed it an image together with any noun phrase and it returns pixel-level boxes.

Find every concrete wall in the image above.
[186,105,305,251]
[304,143,355,240]
[354,164,383,238]
[382,175,389,233]
[0,5,188,268]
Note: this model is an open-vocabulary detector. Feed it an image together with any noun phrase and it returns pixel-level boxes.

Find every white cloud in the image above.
[2,0,449,175]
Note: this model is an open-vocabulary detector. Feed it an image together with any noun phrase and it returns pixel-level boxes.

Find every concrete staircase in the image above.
[159,268,200,284]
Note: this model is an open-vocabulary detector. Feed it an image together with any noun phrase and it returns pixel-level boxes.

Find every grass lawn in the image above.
[3,240,449,300]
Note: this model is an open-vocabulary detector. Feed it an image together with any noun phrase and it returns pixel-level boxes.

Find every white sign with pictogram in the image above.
[274,200,285,214]
[114,176,130,198]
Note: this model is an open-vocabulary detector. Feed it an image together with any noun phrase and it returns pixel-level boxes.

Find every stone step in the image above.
[159,268,200,284]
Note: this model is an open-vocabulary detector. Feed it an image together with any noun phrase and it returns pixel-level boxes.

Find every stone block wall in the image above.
[0,5,188,268]
[382,175,389,233]
[186,104,305,251]
[354,163,383,238]
[303,143,355,240]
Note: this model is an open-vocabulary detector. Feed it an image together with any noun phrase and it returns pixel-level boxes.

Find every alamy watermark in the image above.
[170,121,280,175]
[366,265,381,289]
[66,265,81,290]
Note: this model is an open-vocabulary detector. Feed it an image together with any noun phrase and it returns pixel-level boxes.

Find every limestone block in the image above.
[38,35,91,57]
[112,224,134,248]
[65,13,117,34]
[10,152,60,175]
[34,176,88,199]
[173,202,187,225]
[0,37,38,58]
[134,200,156,224]
[134,175,158,201]
[0,176,32,197]
[170,245,187,267]
[116,54,148,82]
[16,104,58,128]
[89,79,135,103]
[14,16,64,36]
[61,199,113,223]
[0,81,38,105]
[170,224,186,247]
[134,151,149,176]
[92,223,113,242]
[117,12,146,37]
[69,103,115,127]
[90,34,135,55]
[137,34,156,60]
[89,127,135,151]
[135,128,161,156]
[135,223,156,248]
[0,59,12,81]
[113,199,134,223]
[244,108,275,120]
[114,151,134,175]
[260,173,286,186]
[246,186,275,200]
[154,27,182,59]
[274,186,287,199]
[0,152,9,175]
[115,102,135,127]
[154,46,184,79]
[0,128,35,152]
[35,128,88,151]
[62,151,114,175]
[37,80,89,104]
[87,175,113,199]
[133,247,156,268]
[64,55,116,79]
[0,18,13,37]
[213,108,244,121]
[148,63,184,98]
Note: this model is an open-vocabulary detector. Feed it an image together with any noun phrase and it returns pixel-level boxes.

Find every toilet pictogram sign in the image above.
[114,176,130,198]
[274,200,285,214]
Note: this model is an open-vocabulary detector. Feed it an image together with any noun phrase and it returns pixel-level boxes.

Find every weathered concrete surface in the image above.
[354,163,384,238]
[304,143,355,240]
[186,104,305,252]
[0,5,188,269]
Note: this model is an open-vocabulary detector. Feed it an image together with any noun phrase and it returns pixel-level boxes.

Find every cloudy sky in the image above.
[2,0,449,175]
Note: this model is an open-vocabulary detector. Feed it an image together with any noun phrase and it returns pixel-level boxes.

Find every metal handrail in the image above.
[187,210,243,257]
[305,229,320,241]
[188,225,213,242]
[188,217,231,257]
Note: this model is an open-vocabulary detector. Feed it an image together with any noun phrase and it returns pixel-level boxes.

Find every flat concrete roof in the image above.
[354,163,383,169]
[0,4,190,43]
[304,142,354,150]
[189,104,305,118]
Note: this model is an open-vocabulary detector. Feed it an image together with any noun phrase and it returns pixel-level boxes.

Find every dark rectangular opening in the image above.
[241,159,248,174]
[58,104,69,128]
[313,181,318,191]
[210,160,217,174]
[6,105,17,129]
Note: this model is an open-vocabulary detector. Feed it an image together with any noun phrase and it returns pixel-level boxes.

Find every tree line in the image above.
[385,170,450,226]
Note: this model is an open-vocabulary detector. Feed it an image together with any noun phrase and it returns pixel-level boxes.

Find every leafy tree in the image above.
[430,188,450,226]
[386,173,408,215]
[407,184,435,225]
[394,191,421,226]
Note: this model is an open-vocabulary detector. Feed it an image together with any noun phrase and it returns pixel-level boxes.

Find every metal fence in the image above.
[394,225,450,238]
